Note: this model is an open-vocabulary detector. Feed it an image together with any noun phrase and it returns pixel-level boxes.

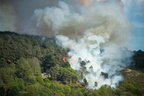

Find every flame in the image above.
[62,55,72,62]
[62,57,67,62]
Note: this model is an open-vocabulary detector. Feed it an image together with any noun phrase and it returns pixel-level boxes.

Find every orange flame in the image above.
[62,55,72,62]
[62,57,67,62]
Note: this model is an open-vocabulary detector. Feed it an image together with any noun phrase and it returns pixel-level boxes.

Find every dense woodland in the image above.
[0,31,144,96]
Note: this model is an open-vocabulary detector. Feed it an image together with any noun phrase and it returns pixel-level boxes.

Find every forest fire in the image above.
[1,0,133,90]
[62,57,67,62]
[54,0,132,89]
[62,55,72,62]
[0,0,144,95]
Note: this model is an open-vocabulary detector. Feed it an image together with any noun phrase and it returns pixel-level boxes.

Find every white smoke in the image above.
[33,0,133,89]
[56,34,133,89]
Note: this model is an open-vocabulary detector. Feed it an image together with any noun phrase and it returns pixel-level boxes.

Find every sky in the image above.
[0,0,144,51]
[122,0,144,50]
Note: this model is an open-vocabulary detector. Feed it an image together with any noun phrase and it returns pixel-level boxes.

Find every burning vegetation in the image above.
[62,55,72,62]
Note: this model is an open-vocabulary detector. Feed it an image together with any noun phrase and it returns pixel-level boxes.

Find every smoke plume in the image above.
[0,0,135,89]
[34,0,133,89]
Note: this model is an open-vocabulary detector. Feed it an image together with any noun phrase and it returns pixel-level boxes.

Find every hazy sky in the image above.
[0,0,144,51]
[123,0,144,50]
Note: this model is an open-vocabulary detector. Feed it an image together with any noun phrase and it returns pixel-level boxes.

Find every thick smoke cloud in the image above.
[0,1,16,31]
[0,0,136,89]
[0,0,77,36]
[34,0,131,44]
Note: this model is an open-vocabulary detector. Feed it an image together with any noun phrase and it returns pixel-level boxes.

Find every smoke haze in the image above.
[0,1,16,31]
[0,0,136,89]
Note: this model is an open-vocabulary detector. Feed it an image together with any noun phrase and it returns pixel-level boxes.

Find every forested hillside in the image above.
[0,31,144,96]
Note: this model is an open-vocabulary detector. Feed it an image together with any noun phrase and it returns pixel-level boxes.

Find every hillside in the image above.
[0,31,144,96]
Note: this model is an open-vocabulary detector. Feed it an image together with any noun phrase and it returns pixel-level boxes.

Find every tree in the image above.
[16,57,35,83]
[28,57,41,73]
[101,72,108,79]
[42,55,57,71]
[83,78,88,86]
[0,58,7,67]
[133,50,144,69]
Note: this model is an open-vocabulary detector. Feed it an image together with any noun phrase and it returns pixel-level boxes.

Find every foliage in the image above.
[133,50,144,69]
[101,72,108,79]
[47,66,78,84]
[0,31,144,96]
